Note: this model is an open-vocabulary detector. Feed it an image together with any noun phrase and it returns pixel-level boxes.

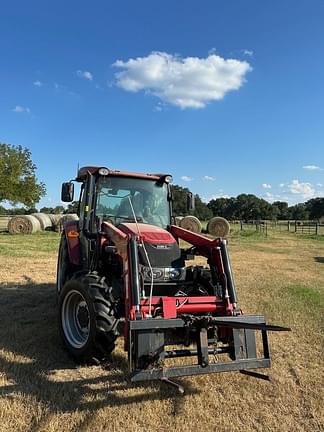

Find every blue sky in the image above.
[1,0,324,208]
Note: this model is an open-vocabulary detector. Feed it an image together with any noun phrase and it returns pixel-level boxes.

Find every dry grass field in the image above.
[0,229,323,432]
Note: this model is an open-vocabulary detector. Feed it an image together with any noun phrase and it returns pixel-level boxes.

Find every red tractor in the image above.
[57,166,289,389]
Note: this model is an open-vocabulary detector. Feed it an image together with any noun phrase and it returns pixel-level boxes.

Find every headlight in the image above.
[168,268,181,280]
[98,167,110,176]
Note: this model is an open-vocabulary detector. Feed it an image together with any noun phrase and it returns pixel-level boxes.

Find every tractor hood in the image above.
[119,223,176,245]
[119,223,183,269]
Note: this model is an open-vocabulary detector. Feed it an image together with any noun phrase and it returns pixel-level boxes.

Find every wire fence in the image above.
[230,220,324,236]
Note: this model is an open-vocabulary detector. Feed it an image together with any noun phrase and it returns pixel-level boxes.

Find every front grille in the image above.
[138,241,184,268]
[141,266,186,282]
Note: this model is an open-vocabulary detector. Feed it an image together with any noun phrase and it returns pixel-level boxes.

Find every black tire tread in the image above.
[59,272,118,364]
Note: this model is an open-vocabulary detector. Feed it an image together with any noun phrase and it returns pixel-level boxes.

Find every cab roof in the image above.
[76,166,170,182]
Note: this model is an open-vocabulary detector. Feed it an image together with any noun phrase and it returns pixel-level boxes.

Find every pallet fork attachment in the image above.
[129,315,291,383]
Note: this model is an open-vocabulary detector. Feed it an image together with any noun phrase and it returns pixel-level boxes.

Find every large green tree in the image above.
[272,201,289,220]
[208,194,275,220]
[40,205,65,214]
[208,197,236,219]
[171,184,190,216]
[305,198,324,220]
[171,184,212,220]
[65,201,79,214]
[0,143,46,206]
[288,203,309,220]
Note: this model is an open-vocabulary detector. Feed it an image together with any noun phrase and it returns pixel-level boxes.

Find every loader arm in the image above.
[127,225,291,382]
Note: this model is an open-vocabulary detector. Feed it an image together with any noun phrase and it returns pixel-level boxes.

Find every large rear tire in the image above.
[56,234,76,296]
[58,273,118,363]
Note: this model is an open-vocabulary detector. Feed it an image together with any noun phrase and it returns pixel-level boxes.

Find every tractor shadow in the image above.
[314,256,324,263]
[0,281,197,429]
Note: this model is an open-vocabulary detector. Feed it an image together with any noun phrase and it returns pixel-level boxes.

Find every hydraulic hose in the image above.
[220,239,238,306]
[129,235,141,312]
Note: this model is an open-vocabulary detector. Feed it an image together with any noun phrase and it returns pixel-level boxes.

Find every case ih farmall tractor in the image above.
[57,166,289,390]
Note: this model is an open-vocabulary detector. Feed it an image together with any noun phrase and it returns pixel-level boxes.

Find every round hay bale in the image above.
[180,215,202,233]
[174,216,183,226]
[48,214,63,231]
[58,214,79,233]
[8,215,41,234]
[31,213,52,231]
[207,216,231,238]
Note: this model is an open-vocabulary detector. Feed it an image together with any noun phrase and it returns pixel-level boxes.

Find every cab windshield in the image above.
[96,176,170,229]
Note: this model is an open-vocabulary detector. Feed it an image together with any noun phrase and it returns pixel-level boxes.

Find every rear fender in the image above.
[63,221,81,266]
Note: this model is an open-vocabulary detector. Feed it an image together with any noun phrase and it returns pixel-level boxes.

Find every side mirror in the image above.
[61,182,74,202]
[187,192,195,211]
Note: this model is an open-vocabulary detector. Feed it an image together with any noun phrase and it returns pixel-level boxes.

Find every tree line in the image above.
[207,195,324,221]
[1,143,324,221]
[172,186,324,221]
[0,204,77,215]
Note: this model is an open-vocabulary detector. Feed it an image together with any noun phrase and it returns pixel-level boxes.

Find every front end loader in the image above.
[57,166,290,389]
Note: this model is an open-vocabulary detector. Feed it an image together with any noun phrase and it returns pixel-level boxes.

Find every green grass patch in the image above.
[284,284,324,340]
[295,233,324,242]
[229,228,269,243]
[0,232,60,257]
[259,284,324,336]
[287,284,324,310]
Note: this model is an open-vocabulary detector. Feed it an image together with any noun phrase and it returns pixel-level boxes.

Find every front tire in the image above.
[58,273,118,363]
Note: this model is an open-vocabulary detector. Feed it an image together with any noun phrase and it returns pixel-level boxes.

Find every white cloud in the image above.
[264,192,275,202]
[262,183,272,189]
[33,80,43,87]
[12,105,30,113]
[203,175,216,181]
[208,47,217,55]
[279,183,285,188]
[288,179,315,199]
[263,192,294,203]
[302,165,322,171]
[243,49,254,57]
[317,183,323,187]
[181,176,193,182]
[76,70,93,81]
[113,51,252,109]
[202,194,230,203]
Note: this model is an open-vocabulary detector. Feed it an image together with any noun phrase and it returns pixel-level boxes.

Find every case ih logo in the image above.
[154,244,170,249]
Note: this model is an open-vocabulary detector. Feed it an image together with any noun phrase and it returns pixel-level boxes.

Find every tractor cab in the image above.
[61,166,175,229]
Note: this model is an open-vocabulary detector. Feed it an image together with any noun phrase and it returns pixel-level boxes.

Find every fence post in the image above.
[240,220,243,231]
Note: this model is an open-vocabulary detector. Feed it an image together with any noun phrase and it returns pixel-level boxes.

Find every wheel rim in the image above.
[61,290,90,349]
